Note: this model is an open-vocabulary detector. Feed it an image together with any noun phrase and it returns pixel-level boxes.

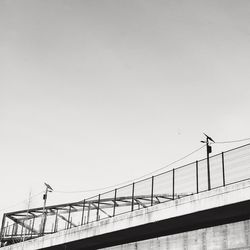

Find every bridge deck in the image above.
[1,179,250,250]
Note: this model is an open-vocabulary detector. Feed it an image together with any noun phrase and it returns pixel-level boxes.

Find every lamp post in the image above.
[201,133,215,190]
[41,183,53,235]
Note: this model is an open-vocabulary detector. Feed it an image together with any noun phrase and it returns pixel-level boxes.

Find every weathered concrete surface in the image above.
[2,180,250,250]
[102,219,250,250]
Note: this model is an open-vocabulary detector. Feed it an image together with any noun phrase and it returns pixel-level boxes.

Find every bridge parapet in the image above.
[2,179,250,249]
[1,143,250,248]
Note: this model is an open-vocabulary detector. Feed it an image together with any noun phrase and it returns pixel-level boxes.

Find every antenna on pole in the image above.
[201,133,215,190]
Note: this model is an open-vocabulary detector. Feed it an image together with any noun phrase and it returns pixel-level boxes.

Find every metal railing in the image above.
[1,143,250,246]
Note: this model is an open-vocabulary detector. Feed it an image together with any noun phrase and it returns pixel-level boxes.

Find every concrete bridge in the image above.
[1,143,250,249]
[1,180,250,249]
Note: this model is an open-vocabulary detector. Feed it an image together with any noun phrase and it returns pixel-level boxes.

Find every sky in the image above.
[1,0,250,220]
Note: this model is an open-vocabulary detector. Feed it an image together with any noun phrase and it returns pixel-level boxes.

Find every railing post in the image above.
[96,194,100,221]
[11,224,15,240]
[54,209,58,232]
[20,221,24,240]
[6,223,9,237]
[131,183,135,211]
[0,213,6,243]
[81,200,85,225]
[196,161,199,193]
[41,209,48,236]
[222,152,226,186]
[151,176,154,206]
[172,169,175,200]
[87,203,91,224]
[113,189,117,217]
[30,218,35,238]
[15,222,18,237]
[206,142,211,190]
[67,206,71,229]
[29,220,33,236]
[15,224,18,239]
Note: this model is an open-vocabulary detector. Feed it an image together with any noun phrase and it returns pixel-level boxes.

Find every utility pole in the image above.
[41,183,53,236]
[201,133,215,190]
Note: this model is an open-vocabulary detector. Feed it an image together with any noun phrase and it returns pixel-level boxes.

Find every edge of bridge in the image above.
[2,179,250,250]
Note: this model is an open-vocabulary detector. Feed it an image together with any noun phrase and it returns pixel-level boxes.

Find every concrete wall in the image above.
[103,220,250,250]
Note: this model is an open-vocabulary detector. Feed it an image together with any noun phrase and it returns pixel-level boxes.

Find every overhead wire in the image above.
[213,137,250,144]
[3,137,250,211]
[2,137,250,212]
[54,144,206,194]
[54,137,250,194]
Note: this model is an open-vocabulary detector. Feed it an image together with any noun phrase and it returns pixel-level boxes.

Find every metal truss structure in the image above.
[1,143,250,246]
[0,193,191,246]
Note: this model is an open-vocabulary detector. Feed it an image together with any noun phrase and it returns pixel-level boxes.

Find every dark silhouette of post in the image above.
[201,133,215,191]
[206,136,211,190]
[41,183,53,235]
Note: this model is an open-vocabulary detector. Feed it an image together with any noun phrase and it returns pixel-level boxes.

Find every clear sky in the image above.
[1,0,250,219]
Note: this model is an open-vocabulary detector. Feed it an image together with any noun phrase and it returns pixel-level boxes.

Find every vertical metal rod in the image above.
[0,214,6,242]
[54,209,58,232]
[41,187,48,235]
[20,221,24,240]
[15,222,18,236]
[7,223,10,236]
[131,183,135,211]
[172,169,175,200]
[222,152,226,186]
[206,138,211,190]
[113,189,117,217]
[43,209,48,236]
[81,200,85,226]
[15,223,18,237]
[67,206,71,229]
[28,220,32,236]
[196,161,199,193]
[87,204,91,224]
[96,194,101,221]
[30,218,35,238]
[5,222,9,238]
[11,224,15,239]
[151,176,154,206]
[70,218,73,228]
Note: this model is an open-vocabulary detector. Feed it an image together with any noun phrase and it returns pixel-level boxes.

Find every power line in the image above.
[54,145,205,194]
[213,137,250,144]
[144,145,205,176]
[3,137,250,210]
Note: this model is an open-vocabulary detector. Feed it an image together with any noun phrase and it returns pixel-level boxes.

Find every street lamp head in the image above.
[44,182,53,192]
[203,133,215,143]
